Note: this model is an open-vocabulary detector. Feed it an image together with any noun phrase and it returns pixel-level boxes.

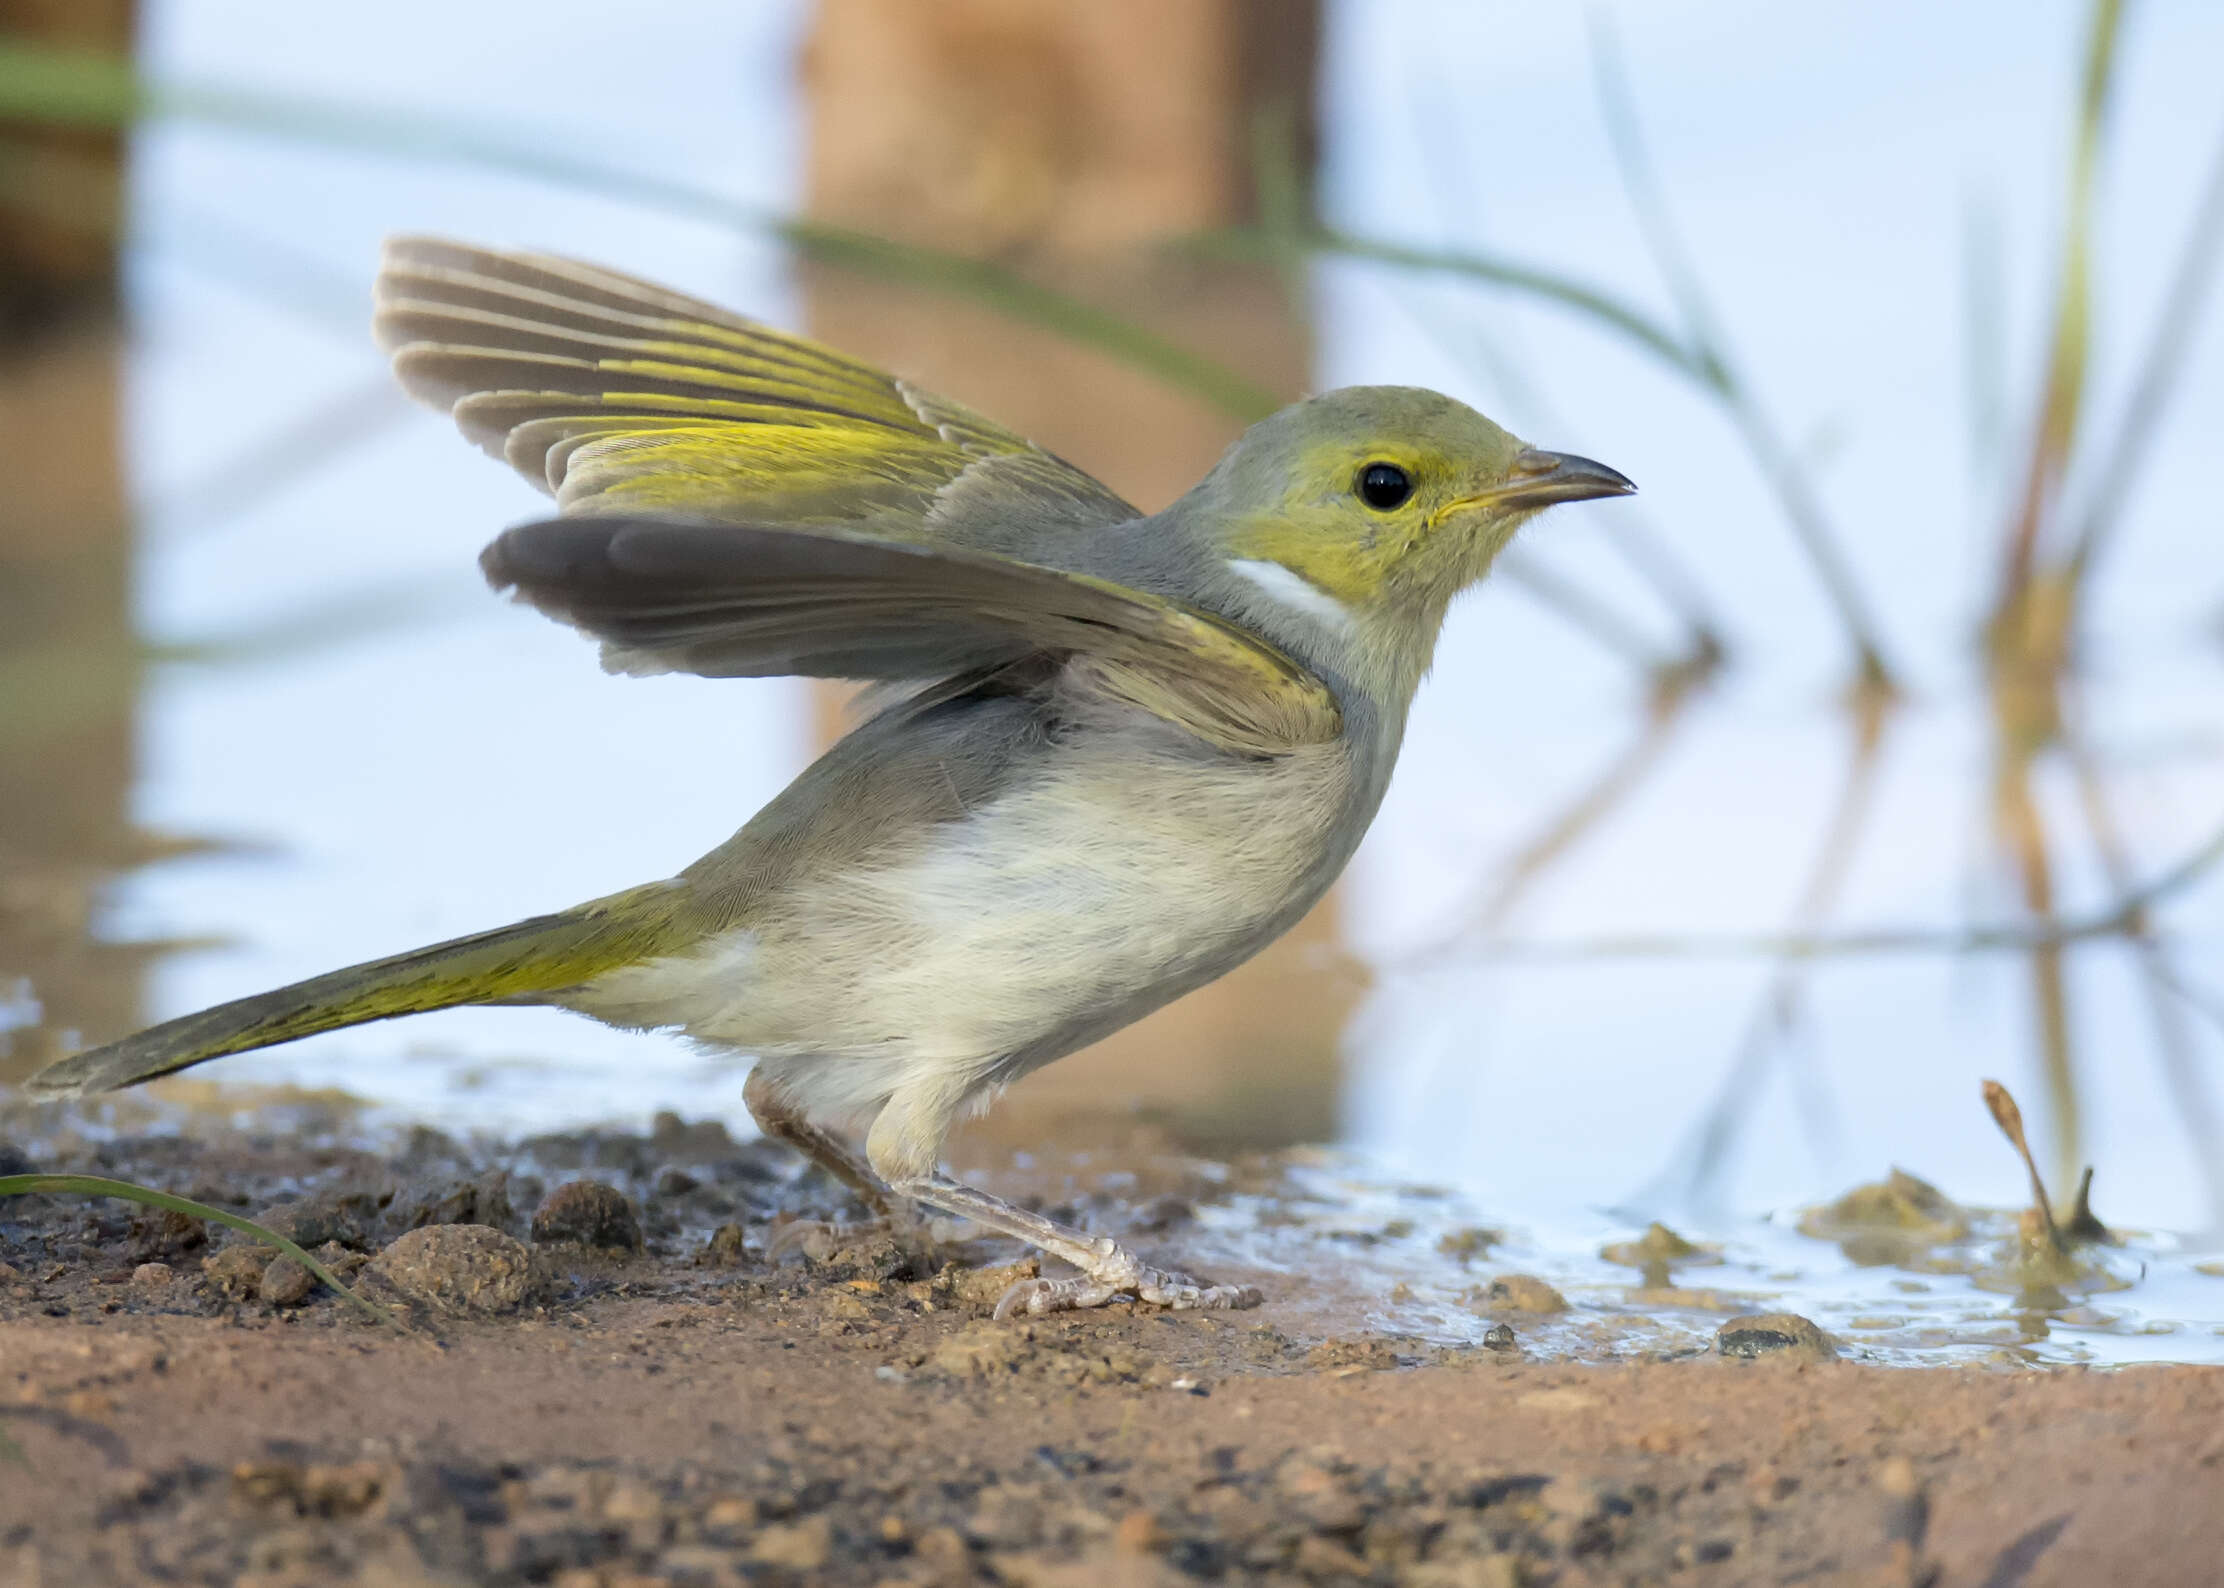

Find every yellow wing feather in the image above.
[374,237,1137,538]
[384,240,1338,754]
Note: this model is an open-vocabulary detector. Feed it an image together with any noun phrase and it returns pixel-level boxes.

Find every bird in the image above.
[27,238,1634,1317]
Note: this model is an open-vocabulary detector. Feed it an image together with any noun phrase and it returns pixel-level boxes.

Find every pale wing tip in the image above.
[377,233,485,278]
[21,1060,92,1100]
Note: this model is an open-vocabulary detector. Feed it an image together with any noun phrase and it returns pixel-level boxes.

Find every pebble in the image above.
[699,1223,748,1265]
[1716,1312,1837,1361]
[366,1224,542,1313]
[749,1515,832,1571]
[947,1257,1040,1309]
[130,1262,175,1290]
[257,1256,317,1307]
[200,1244,271,1301]
[531,1181,644,1251]
[1483,1275,1568,1315]
[250,1193,374,1252]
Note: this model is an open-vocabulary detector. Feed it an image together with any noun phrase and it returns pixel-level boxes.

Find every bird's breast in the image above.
[682,724,1363,1082]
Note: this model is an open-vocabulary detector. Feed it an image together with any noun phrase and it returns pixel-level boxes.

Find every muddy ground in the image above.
[2,1110,2220,1587]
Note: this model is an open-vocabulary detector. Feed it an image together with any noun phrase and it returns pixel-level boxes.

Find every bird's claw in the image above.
[1138,1270,1263,1311]
[992,1265,1262,1320]
[993,1276,1123,1319]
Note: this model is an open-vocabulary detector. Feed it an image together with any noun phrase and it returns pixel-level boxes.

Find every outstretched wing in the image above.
[483,517,1341,757]
[372,236,1138,544]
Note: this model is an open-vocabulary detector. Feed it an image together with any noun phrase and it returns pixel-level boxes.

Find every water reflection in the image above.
[0,3,2220,1364]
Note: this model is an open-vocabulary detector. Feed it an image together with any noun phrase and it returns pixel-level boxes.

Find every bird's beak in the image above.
[1493,449,1637,509]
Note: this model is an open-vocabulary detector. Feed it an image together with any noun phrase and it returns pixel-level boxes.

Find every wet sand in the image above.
[3,1113,2220,1586]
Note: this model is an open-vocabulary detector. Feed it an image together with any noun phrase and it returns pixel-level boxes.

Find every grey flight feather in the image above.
[482,516,1343,754]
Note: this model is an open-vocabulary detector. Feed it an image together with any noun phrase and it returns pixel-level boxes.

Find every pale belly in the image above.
[573,734,1355,1120]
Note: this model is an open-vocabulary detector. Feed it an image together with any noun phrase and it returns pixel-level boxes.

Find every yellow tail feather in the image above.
[25,884,684,1098]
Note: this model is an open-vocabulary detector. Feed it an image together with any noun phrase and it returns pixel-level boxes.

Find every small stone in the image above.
[750,1514,832,1571]
[948,1257,1041,1310]
[699,1223,748,1265]
[927,1326,1028,1379]
[1716,1311,1837,1360]
[1482,1275,1567,1315]
[250,1191,378,1251]
[1303,1337,1401,1373]
[395,1169,513,1234]
[1278,1464,1365,1532]
[1405,1557,1527,1588]
[366,1224,542,1314]
[966,1484,1046,1549]
[531,1180,643,1251]
[129,1207,206,1259]
[703,1496,759,1532]
[257,1256,317,1307]
[600,1481,664,1523]
[1294,1534,1368,1575]
[1482,1323,1517,1352]
[913,1525,970,1574]
[130,1262,175,1290]
[1113,1510,1165,1554]
[201,1244,271,1300]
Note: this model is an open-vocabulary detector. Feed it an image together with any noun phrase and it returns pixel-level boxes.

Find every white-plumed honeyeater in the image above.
[30,239,1634,1317]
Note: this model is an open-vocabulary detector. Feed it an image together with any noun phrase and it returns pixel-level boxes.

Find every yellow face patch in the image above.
[1220,431,1527,611]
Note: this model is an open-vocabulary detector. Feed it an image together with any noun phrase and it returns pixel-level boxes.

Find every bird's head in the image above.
[1178,385,1634,705]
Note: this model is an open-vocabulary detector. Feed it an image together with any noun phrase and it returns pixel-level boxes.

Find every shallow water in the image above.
[4,1,2224,1364]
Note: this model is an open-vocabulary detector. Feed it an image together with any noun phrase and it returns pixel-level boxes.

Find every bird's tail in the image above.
[24,882,687,1098]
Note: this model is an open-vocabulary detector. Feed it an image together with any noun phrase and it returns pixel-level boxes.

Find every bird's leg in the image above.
[745,1070,919,1256]
[888,1171,1262,1320]
[865,1080,1259,1318]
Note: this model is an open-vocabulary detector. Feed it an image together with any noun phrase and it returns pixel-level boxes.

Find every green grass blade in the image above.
[1587,21,1899,693]
[1994,0,2126,622]
[2063,116,2224,591]
[0,1172,398,1326]
[1192,223,1706,382]
[0,41,1280,421]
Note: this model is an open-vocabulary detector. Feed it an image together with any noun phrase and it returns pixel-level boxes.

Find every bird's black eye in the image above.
[1358,462,1412,510]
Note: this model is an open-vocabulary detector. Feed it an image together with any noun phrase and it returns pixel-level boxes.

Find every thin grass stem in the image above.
[1587,23,1900,693]
[0,1172,398,1325]
[0,42,1282,421]
[1993,0,2126,632]
[2062,118,2224,594]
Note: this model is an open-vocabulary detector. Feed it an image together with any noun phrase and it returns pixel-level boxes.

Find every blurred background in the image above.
[3,0,2222,1241]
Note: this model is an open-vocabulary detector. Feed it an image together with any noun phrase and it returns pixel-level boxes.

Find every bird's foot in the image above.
[992,1253,1262,1320]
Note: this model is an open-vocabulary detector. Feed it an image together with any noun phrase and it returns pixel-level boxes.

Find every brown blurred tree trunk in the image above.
[0,0,148,1079]
[800,0,1356,1153]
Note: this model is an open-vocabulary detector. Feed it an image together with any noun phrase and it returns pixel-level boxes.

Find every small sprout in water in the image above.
[1982,1078,2063,1256]
[1602,1222,1718,1290]
[1436,1226,1501,1264]
[2062,1167,2116,1246]
[1978,1079,2122,1294]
